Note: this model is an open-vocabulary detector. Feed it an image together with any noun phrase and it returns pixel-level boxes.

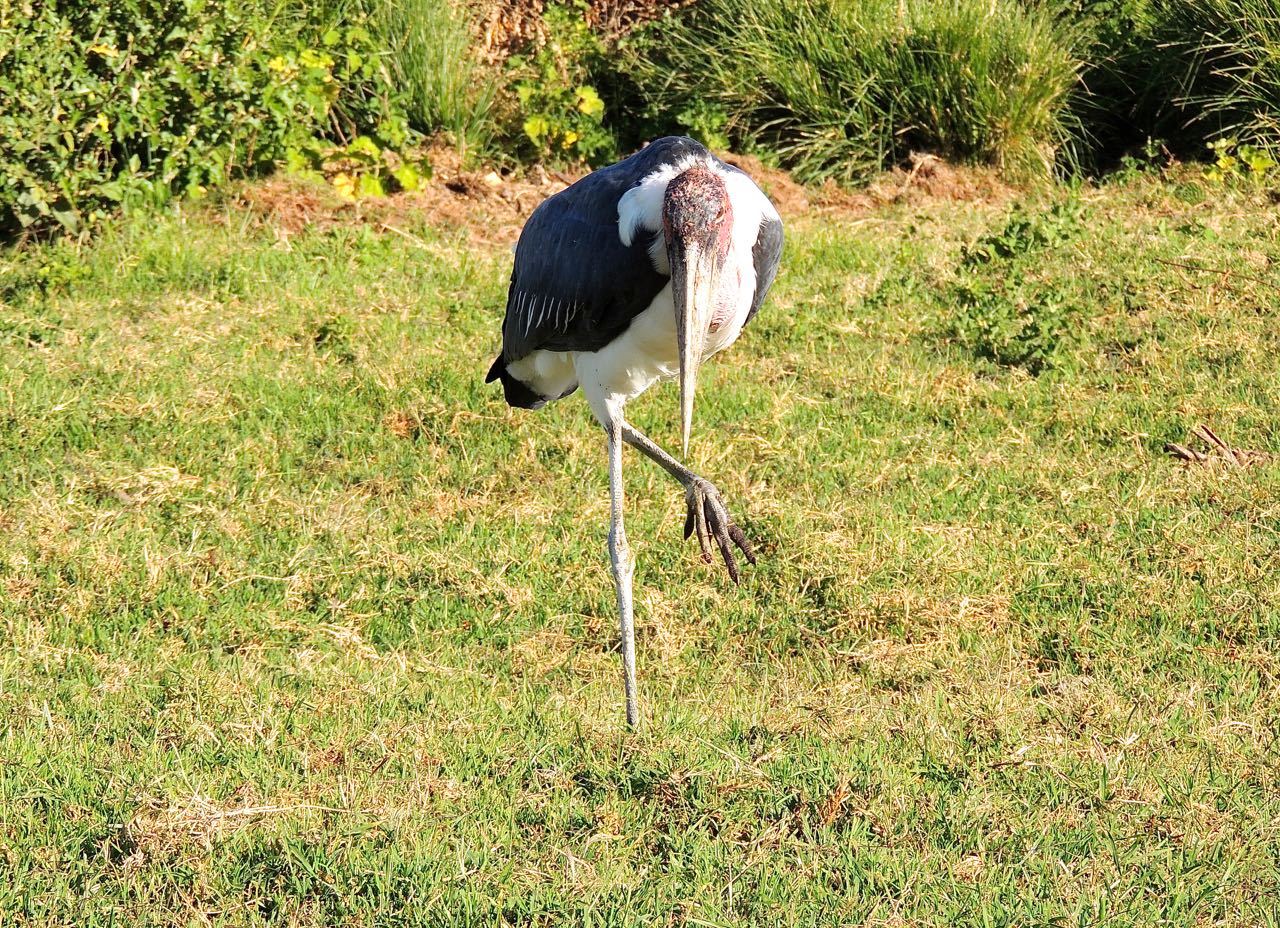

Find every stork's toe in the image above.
[683,478,756,583]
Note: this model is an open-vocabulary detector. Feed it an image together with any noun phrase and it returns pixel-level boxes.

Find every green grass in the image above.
[370,0,500,157]
[1158,0,1280,150]
[1060,0,1280,163]
[622,0,1083,183]
[3,170,1280,925]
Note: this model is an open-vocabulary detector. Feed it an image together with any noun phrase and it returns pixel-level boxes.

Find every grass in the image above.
[1157,0,1280,151]
[370,0,500,157]
[1060,0,1280,163]
[3,169,1280,924]
[622,0,1083,183]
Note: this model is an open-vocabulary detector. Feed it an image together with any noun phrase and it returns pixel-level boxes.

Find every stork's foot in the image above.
[683,478,756,583]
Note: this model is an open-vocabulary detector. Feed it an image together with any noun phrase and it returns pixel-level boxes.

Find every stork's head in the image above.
[663,167,733,456]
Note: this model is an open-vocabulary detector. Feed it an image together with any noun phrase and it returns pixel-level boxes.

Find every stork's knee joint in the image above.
[608,528,632,574]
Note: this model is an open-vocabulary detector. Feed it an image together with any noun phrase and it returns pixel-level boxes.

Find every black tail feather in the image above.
[486,354,547,410]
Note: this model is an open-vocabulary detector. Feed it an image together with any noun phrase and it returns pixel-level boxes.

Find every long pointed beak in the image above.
[671,241,720,457]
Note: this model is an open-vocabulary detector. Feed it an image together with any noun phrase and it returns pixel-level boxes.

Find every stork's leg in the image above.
[607,418,639,728]
[620,422,756,584]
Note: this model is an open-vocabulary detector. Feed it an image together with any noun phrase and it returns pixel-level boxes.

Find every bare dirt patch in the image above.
[220,146,586,246]
[808,151,1018,216]
[871,152,1015,205]
[221,146,1012,246]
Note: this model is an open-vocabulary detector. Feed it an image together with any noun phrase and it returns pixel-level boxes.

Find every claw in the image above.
[682,478,756,582]
[728,523,756,566]
[704,495,739,583]
[692,484,712,561]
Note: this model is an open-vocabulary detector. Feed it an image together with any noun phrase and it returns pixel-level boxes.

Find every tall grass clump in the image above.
[1051,0,1176,164]
[1154,0,1280,150]
[622,0,1083,184]
[1054,0,1280,164]
[369,0,499,157]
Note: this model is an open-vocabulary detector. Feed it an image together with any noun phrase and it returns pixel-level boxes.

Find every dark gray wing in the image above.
[498,138,710,365]
[501,193,665,362]
[746,214,784,326]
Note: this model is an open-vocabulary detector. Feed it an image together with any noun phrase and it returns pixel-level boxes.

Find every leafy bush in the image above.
[506,3,617,165]
[290,132,429,199]
[0,0,419,238]
[620,0,1083,184]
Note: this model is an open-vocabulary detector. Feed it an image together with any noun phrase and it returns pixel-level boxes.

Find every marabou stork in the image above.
[486,136,783,727]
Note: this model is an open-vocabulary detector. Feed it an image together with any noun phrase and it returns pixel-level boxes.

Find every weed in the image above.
[943,200,1088,372]
[1204,137,1279,183]
[509,3,617,165]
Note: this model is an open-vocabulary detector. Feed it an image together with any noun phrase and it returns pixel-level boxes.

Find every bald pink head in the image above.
[662,167,734,260]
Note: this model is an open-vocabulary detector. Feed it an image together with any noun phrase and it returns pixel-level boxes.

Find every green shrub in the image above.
[0,0,418,238]
[505,3,617,166]
[369,0,499,157]
[620,0,1083,184]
